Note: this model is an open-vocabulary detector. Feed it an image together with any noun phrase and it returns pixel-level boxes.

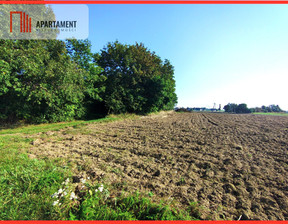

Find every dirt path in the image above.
[29,112,288,220]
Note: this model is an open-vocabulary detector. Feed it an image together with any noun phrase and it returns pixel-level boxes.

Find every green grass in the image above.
[0,114,201,220]
[0,112,144,135]
[0,117,119,135]
[254,112,288,117]
[0,135,70,219]
[73,192,197,220]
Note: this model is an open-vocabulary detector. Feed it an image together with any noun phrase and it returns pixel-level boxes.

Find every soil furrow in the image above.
[29,112,288,220]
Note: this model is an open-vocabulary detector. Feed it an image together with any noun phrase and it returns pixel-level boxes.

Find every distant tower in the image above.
[213,103,216,109]
[219,104,221,111]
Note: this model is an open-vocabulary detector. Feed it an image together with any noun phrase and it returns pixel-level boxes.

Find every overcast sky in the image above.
[55,4,288,110]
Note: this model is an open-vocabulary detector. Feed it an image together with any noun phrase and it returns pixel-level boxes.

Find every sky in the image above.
[51,5,89,39]
[56,4,288,111]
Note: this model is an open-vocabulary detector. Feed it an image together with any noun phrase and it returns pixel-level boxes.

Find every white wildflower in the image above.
[95,189,98,193]
[58,188,64,194]
[62,178,69,185]
[81,178,86,184]
[63,191,68,196]
[53,200,59,206]
[98,184,104,192]
[51,193,58,198]
[98,186,104,192]
[87,177,90,180]
[70,192,77,200]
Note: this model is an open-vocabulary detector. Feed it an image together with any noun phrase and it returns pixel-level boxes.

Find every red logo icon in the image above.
[10,11,32,33]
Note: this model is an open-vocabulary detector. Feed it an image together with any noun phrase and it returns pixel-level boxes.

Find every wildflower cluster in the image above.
[51,178,77,206]
[95,184,104,193]
[51,176,109,207]
[80,177,90,189]
[70,192,77,200]
[81,178,86,184]
[94,184,110,200]
[51,187,68,206]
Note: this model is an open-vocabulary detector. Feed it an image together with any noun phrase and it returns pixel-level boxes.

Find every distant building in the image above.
[192,107,206,112]
[175,107,221,112]
[207,108,218,112]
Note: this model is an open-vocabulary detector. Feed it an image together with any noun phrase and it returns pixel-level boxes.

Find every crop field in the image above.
[19,111,287,220]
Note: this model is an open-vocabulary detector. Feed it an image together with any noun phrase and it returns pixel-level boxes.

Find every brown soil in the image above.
[29,112,288,220]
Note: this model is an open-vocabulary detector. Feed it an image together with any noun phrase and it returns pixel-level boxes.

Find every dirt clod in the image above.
[31,139,42,146]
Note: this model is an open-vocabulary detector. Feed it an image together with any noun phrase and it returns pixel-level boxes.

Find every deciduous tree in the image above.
[0,40,87,123]
[96,41,177,114]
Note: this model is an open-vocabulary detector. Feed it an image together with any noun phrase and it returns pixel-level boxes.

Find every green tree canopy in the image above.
[65,39,106,117]
[96,41,177,114]
[65,39,106,101]
[1,39,178,124]
[0,40,87,123]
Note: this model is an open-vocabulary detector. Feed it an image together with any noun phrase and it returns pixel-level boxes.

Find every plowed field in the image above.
[29,112,288,220]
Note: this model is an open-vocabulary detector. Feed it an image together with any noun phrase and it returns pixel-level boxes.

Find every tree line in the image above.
[0,39,177,124]
[250,105,283,113]
[223,103,283,114]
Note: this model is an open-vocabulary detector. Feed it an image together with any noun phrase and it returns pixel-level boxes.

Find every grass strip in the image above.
[253,112,288,117]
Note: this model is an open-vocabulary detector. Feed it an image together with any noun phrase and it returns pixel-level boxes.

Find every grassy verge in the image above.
[0,112,144,135]
[0,117,119,135]
[0,134,70,219]
[0,115,201,220]
[253,112,288,117]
